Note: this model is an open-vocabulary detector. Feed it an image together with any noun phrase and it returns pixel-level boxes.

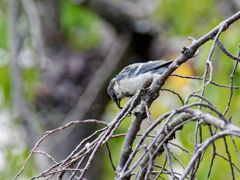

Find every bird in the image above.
[108,60,173,109]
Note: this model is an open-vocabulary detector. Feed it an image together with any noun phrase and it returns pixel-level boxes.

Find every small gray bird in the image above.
[108,60,173,108]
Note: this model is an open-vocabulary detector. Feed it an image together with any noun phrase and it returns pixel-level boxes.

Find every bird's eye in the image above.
[113,94,117,100]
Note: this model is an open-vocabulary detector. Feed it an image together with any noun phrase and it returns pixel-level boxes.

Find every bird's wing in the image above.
[117,60,172,81]
[117,63,140,81]
[137,60,172,75]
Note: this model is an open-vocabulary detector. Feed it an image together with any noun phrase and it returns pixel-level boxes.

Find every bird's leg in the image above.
[141,75,160,104]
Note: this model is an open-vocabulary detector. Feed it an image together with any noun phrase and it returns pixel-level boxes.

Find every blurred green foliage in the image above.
[60,0,101,50]
[0,65,11,106]
[22,67,40,102]
[0,145,37,179]
[0,16,8,50]
[155,0,223,36]
[0,0,239,179]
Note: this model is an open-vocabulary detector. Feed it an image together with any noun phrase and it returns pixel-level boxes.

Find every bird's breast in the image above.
[118,72,151,96]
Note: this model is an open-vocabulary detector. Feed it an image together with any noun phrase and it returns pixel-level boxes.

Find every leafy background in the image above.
[0,0,240,179]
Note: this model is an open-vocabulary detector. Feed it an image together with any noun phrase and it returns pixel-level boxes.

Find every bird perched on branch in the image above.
[108,60,173,109]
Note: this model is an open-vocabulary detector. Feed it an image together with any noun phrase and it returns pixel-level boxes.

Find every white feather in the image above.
[118,72,152,95]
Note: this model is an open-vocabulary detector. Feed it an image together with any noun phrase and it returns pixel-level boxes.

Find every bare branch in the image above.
[223,137,235,180]
[180,129,240,180]
[106,142,116,171]
[116,101,146,180]
[168,142,193,156]
[197,23,226,95]
[216,153,240,173]
[15,11,240,180]
[223,44,240,115]
[161,88,184,105]
[216,39,240,62]
[148,11,240,99]
[230,135,240,161]
[207,125,216,178]
[163,143,175,180]
[154,156,167,180]
[145,103,157,135]
[171,74,240,89]
[33,151,57,164]
[168,147,185,169]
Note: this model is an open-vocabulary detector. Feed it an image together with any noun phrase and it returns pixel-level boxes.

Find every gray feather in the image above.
[117,60,172,81]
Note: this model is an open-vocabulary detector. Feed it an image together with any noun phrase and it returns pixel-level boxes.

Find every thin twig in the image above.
[180,129,240,180]
[185,94,215,107]
[192,121,202,179]
[30,162,61,180]
[33,151,57,164]
[230,135,240,161]
[161,88,184,105]
[171,74,240,89]
[168,148,185,169]
[111,133,155,139]
[145,150,154,180]
[164,143,175,180]
[197,23,226,95]
[216,39,240,62]
[215,153,240,173]
[207,125,216,178]
[223,137,235,180]
[145,103,157,135]
[45,119,108,134]
[68,152,90,180]
[154,157,167,180]
[106,142,116,171]
[168,142,193,156]
[15,122,107,180]
[223,44,240,115]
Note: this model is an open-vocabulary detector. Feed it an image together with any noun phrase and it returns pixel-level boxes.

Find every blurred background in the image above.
[0,0,240,179]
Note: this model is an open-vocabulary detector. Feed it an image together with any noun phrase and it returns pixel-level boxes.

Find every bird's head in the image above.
[107,78,124,109]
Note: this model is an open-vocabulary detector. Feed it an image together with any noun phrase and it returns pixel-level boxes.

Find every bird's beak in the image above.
[115,99,122,109]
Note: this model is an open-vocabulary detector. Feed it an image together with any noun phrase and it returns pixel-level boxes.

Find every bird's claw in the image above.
[141,87,158,102]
